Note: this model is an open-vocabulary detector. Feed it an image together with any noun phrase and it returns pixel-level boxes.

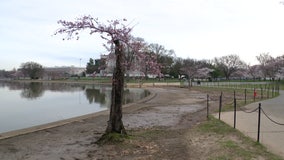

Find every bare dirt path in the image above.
[0,87,210,160]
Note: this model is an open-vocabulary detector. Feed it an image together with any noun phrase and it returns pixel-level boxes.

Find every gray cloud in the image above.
[1,0,284,70]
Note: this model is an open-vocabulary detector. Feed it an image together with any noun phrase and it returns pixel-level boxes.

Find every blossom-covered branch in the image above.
[55,15,132,46]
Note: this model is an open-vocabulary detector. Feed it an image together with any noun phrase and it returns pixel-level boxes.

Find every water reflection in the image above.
[85,86,106,104]
[124,88,150,104]
[1,81,86,93]
[0,81,150,133]
[0,81,150,105]
[20,82,44,99]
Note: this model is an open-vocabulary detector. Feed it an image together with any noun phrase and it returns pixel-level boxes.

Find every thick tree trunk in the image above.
[105,40,126,134]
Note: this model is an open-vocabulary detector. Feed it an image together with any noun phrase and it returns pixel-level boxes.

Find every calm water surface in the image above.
[0,81,149,133]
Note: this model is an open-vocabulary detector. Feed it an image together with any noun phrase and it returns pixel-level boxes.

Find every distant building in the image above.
[95,53,159,78]
[44,66,85,80]
[103,54,115,75]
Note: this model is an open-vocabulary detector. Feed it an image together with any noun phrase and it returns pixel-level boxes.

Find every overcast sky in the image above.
[1,0,284,70]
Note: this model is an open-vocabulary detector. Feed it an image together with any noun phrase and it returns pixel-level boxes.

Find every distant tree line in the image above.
[1,51,283,82]
[85,46,284,82]
[0,62,44,79]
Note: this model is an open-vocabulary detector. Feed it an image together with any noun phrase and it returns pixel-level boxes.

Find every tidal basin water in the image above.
[0,81,149,134]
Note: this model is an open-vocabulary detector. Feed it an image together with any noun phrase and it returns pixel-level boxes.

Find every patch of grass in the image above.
[198,116,236,135]
[96,132,130,145]
[211,139,283,160]
[219,140,253,159]
[198,116,284,160]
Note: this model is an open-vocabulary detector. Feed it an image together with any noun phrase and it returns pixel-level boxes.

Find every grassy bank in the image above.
[191,116,283,159]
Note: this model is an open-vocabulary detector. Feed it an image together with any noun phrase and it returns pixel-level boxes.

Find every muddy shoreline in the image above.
[0,87,157,140]
[0,87,207,159]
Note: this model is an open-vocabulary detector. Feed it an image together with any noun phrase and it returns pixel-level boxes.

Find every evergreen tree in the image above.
[86,58,96,74]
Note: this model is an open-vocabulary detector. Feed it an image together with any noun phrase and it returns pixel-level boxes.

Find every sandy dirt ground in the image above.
[0,87,211,160]
[1,87,277,160]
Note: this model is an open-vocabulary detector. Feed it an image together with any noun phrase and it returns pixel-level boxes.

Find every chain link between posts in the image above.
[239,106,259,113]
[239,104,284,126]
[260,108,284,126]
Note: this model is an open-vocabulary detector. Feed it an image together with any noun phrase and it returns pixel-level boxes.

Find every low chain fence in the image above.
[206,89,284,143]
[195,81,280,98]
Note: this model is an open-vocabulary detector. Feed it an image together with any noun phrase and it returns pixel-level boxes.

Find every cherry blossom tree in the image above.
[137,51,161,79]
[274,55,284,79]
[256,53,274,79]
[55,15,147,135]
[247,64,262,80]
[181,59,212,78]
[195,67,214,79]
[181,58,197,76]
[256,53,284,80]
[180,58,202,87]
[122,37,161,81]
[231,68,248,79]
[124,37,148,79]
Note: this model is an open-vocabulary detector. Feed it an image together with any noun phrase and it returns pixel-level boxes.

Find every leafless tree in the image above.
[214,54,246,80]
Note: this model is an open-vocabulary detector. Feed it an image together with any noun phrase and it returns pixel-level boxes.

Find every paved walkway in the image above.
[215,91,284,158]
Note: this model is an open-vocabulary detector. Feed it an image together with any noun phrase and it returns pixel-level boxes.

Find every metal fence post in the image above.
[271,85,274,97]
[254,88,256,102]
[257,103,261,143]
[234,98,237,129]
[261,87,263,99]
[219,92,222,120]
[207,94,209,119]
[244,89,247,104]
